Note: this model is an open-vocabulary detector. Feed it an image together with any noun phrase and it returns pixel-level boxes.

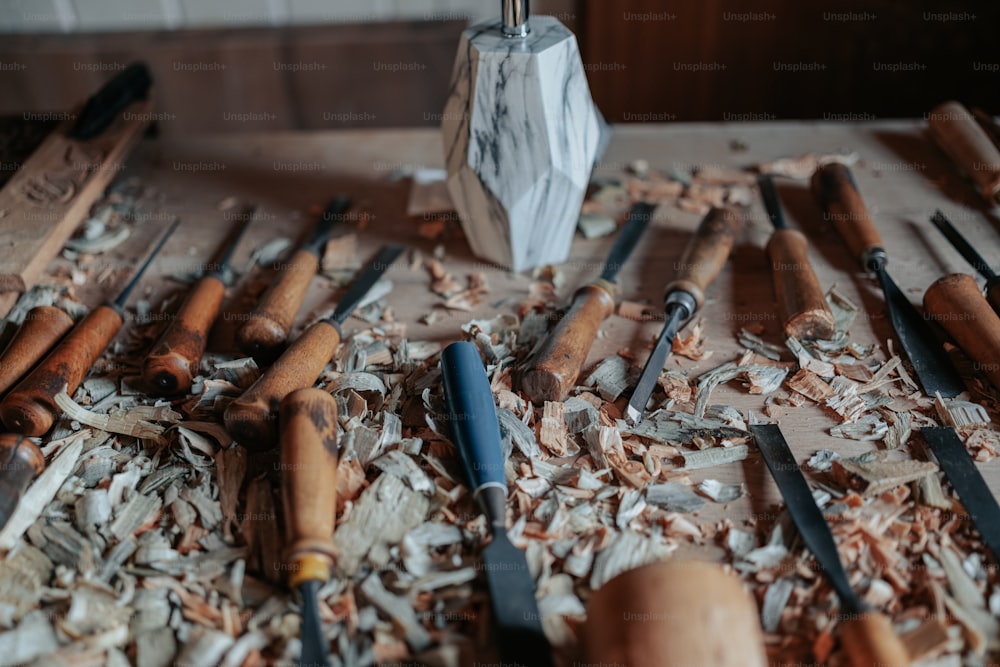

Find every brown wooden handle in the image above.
[585,560,767,667]
[142,276,226,396]
[839,612,910,667]
[236,248,319,359]
[928,101,1000,206]
[665,206,742,310]
[520,280,617,403]
[0,306,74,396]
[811,163,885,270]
[280,387,339,586]
[1,305,122,436]
[924,273,1000,390]
[766,229,836,340]
[0,434,45,529]
[224,320,341,450]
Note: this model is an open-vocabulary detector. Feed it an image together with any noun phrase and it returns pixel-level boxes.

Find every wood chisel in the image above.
[757,173,835,339]
[0,219,179,436]
[142,205,256,395]
[926,100,1000,206]
[930,210,1000,315]
[224,244,404,450]
[812,163,965,397]
[440,341,554,667]
[749,423,910,667]
[520,202,652,403]
[236,196,351,360]
[924,273,1000,391]
[279,388,340,667]
[0,307,74,396]
[625,206,743,425]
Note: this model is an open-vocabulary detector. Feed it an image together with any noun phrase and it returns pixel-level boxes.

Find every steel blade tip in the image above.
[625,403,643,426]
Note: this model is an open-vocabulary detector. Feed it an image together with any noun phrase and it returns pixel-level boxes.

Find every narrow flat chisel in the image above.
[224,244,404,450]
[812,163,965,397]
[625,206,743,425]
[441,341,554,667]
[750,423,910,667]
[758,173,835,339]
[520,202,652,403]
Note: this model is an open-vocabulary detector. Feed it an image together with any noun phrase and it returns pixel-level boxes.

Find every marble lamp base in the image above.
[442,15,608,272]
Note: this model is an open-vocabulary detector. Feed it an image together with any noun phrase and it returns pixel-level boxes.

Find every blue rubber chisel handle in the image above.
[440,341,506,494]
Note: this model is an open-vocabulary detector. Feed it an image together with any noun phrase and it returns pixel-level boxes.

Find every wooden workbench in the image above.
[23,121,1000,665]
[86,121,999,530]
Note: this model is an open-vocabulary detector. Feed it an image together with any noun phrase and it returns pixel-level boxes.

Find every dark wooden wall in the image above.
[580,0,1000,122]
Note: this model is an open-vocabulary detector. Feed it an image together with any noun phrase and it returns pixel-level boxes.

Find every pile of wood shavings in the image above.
[4,160,1000,667]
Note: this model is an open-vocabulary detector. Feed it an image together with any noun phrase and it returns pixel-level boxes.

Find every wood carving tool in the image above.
[520,202,652,403]
[279,388,339,667]
[585,560,768,667]
[924,273,1000,390]
[926,100,1000,206]
[0,307,74,396]
[929,210,1000,315]
[749,423,910,667]
[758,174,835,340]
[441,0,608,271]
[0,219,179,436]
[224,245,404,450]
[440,341,554,667]
[236,196,351,360]
[142,205,256,395]
[0,435,45,532]
[812,163,965,397]
[625,206,743,425]
[0,62,154,308]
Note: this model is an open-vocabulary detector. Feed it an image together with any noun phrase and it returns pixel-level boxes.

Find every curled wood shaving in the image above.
[55,389,179,442]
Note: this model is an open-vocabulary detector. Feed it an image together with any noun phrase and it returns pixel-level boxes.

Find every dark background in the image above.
[0,0,997,133]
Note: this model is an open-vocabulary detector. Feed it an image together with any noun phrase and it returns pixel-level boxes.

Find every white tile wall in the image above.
[0,0,500,32]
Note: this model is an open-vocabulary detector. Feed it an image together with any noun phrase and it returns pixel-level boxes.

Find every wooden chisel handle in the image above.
[1,305,122,436]
[0,306,74,396]
[665,206,743,310]
[142,275,226,396]
[585,561,768,667]
[519,280,617,403]
[927,101,1000,206]
[840,612,910,667]
[236,247,320,359]
[925,273,1000,390]
[766,229,836,340]
[0,434,45,530]
[280,387,339,587]
[811,163,885,271]
[224,320,341,450]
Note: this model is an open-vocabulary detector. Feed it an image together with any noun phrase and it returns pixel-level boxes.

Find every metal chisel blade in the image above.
[757,174,788,230]
[922,427,1000,563]
[876,269,966,398]
[297,580,331,667]
[930,211,998,281]
[749,424,864,613]
[328,245,405,325]
[598,202,654,283]
[482,533,554,667]
[625,306,685,425]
